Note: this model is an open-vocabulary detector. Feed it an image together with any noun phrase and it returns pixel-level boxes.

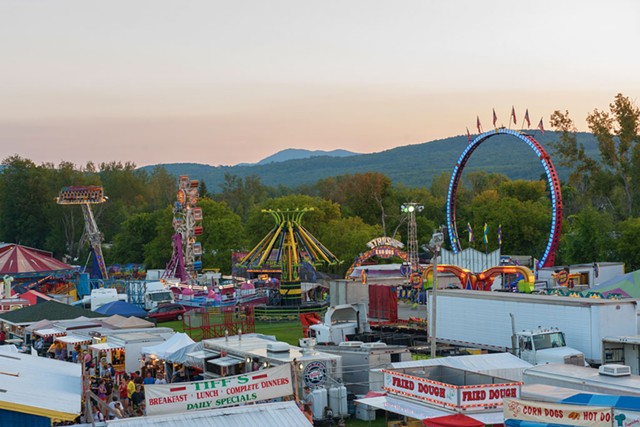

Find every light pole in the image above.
[428,227,445,359]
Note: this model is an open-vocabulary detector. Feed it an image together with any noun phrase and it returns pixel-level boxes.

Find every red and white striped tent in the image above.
[0,244,76,278]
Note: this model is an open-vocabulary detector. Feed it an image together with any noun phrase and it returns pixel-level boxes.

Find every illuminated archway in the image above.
[445,129,563,267]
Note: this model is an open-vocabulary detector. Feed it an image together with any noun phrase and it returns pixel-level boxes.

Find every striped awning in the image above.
[55,334,92,345]
[33,328,66,338]
[89,342,124,352]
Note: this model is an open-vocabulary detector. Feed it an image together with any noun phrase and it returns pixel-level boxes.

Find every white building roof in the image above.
[106,401,312,427]
[203,333,341,364]
[388,352,532,381]
[0,346,82,421]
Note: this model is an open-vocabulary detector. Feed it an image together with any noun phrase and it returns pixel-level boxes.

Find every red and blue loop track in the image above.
[445,128,562,268]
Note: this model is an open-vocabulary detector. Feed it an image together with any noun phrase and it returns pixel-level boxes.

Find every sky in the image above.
[1,0,639,168]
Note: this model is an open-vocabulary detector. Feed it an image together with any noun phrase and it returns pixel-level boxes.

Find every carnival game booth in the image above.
[357,365,518,426]
[0,346,82,426]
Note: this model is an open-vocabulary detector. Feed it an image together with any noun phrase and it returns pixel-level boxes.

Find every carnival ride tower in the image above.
[56,186,109,280]
[238,208,340,306]
[163,175,203,285]
[401,202,424,276]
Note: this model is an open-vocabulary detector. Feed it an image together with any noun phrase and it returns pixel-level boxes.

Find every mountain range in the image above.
[141,131,599,191]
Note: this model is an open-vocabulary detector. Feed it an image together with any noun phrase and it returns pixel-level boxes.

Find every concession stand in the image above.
[356,365,518,426]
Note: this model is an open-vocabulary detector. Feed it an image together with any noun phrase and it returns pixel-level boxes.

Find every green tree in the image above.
[0,156,51,249]
[109,212,159,264]
[198,198,246,273]
[317,217,382,277]
[614,217,640,271]
[551,93,640,217]
[559,208,614,265]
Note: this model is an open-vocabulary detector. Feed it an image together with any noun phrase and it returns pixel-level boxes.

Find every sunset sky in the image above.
[1,0,639,167]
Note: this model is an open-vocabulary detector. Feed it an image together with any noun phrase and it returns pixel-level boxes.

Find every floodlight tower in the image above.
[401,203,424,275]
[56,186,109,280]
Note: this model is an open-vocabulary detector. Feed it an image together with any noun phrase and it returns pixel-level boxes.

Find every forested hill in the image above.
[141,131,598,190]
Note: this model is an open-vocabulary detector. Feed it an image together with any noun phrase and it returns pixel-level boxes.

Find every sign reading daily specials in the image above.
[504,398,612,427]
[145,364,293,416]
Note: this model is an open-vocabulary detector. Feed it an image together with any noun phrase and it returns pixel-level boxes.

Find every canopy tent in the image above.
[0,244,77,279]
[95,300,147,318]
[423,413,484,427]
[590,269,640,298]
[142,332,195,359]
[355,395,503,426]
[0,300,103,326]
[100,314,154,329]
[0,346,82,422]
[164,341,203,365]
[561,393,640,411]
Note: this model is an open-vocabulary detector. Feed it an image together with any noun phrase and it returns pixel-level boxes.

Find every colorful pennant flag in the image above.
[466,127,471,144]
[498,224,502,247]
[467,223,474,243]
[524,109,531,128]
[538,117,545,133]
[511,106,517,125]
[492,108,497,127]
[483,223,489,244]
[476,116,482,133]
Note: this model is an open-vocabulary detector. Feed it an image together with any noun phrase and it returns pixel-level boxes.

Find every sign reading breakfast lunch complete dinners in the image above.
[145,364,293,416]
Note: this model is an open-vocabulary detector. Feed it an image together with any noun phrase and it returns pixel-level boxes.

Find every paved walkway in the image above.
[397,301,427,320]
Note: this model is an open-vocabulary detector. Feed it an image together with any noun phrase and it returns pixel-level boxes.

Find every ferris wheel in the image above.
[163,175,203,284]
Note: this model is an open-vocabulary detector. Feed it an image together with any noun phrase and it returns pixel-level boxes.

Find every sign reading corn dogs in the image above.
[504,398,612,427]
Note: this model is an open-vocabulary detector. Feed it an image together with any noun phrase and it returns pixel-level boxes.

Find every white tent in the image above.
[141,332,195,359]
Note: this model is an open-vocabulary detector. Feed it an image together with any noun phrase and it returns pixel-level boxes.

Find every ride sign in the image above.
[145,364,293,416]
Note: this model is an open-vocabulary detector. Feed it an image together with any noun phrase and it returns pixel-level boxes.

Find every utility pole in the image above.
[428,226,445,359]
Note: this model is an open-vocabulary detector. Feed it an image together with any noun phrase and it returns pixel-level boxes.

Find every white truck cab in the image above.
[143,281,174,310]
[516,328,587,366]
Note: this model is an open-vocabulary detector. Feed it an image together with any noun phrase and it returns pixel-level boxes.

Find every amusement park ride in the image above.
[238,208,341,306]
[56,186,109,280]
[163,175,204,285]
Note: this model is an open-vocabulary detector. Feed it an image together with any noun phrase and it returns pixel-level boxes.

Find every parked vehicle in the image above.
[308,303,371,344]
[430,289,638,365]
[146,303,186,323]
[143,281,175,310]
[602,335,640,375]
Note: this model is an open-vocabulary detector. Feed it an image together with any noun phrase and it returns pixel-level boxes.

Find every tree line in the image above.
[2,93,640,275]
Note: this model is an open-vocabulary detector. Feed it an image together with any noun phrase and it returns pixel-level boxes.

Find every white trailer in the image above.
[316,341,412,395]
[429,290,638,365]
[522,363,640,396]
[602,335,640,375]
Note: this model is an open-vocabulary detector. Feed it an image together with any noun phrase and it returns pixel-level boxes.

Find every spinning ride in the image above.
[163,176,203,284]
[238,208,340,306]
[56,186,109,280]
[446,128,562,267]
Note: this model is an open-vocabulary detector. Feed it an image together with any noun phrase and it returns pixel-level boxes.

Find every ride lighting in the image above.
[401,203,424,214]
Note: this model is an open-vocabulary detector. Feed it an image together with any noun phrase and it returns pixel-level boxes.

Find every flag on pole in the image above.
[467,223,474,243]
[498,224,502,247]
[483,223,489,245]
[524,109,531,128]
[511,106,517,125]
[492,108,497,127]
[538,117,545,133]
[476,116,482,133]
[466,127,471,144]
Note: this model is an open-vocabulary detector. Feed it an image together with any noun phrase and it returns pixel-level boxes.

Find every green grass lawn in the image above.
[254,320,304,345]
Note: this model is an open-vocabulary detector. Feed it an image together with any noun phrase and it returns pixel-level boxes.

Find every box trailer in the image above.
[429,290,638,365]
[522,363,640,396]
[602,335,640,375]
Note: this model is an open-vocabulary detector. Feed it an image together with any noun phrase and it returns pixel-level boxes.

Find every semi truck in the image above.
[429,290,638,366]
